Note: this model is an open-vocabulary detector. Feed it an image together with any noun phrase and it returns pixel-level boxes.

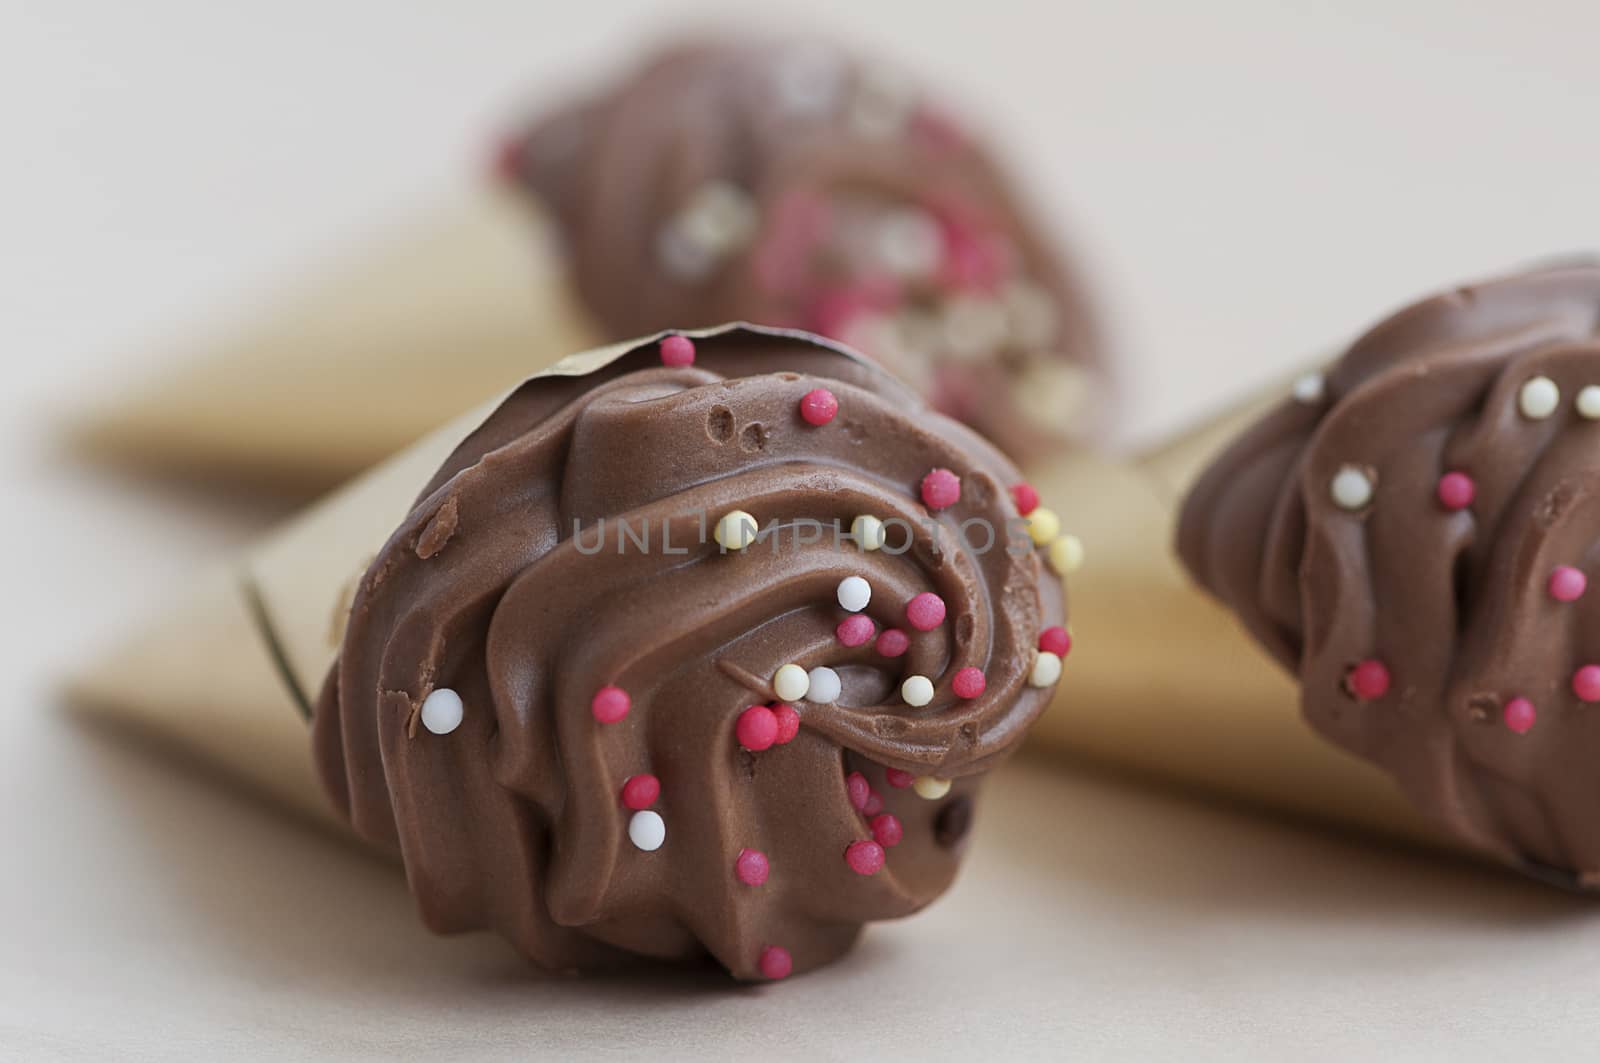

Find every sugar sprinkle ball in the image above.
[952,667,986,699]
[1028,651,1062,688]
[906,592,947,631]
[1549,565,1587,603]
[844,839,886,876]
[901,675,935,707]
[836,614,876,647]
[836,575,872,612]
[629,810,666,851]
[737,704,780,751]
[871,814,904,847]
[759,945,793,981]
[913,776,951,800]
[1329,465,1374,511]
[876,628,910,657]
[1436,471,1476,511]
[846,771,871,811]
[1010,482,1040,516]
[714,509,760,551]
[621,774,660,810]
[773,663,810,702]
[920,467,961,510]
[1038,626,1071,657]
[799,387,839,425]
[806,666,842,704]
[1345,659,1390,701]
[420,688,464,735]
[1504,697,1537,735]
[736,848,770,886]
[772,704,801,744]
[591,685,631,724]
[1518,375,1560,419]
[659,334,696,367]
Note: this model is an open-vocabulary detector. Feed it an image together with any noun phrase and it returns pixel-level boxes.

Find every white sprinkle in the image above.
[419,688,464,735]
[714,509,760,551]
[1329,465,1374,511]
[901,675,935,707]
[1519,376,1561,420]
[656,226,718,282]
[1003,281,1061,348]
[912,776,952,800]
[1029,651,1062,688]
[874,208,943,279]
[1014,362,1093,433]
[774,663,811,702]
[836,575,872,612]
[941,295,1010,362]
[679,181,759,251]
[1576,385,1600,420]
[851,515,885,551]
[771,45,845,118]
[848,66,915,139]
[628,810,666,852]
[655,181,759,282]
[806,666,842,704]
[1291,373,1325,404]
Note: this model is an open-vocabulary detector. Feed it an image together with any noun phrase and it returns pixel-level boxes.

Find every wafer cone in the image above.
[1022,381,1452,849]
[66,186,599,492]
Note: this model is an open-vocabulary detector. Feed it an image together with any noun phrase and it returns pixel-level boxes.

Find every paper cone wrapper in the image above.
[1021,384,1454,850]
[66,185,600,492]
[65,335,647,829]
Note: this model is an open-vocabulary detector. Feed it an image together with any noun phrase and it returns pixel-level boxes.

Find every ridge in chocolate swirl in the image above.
[494,38,1102,461]
[1177,265,1600,884]
[313,326,1067,978]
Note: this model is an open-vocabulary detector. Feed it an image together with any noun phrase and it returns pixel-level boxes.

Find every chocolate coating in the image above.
[498,39,1100,460]
[1178,266,1600,882]
[313,327,1065,977]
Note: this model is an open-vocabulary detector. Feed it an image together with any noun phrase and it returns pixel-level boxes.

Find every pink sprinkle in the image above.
[871,814,904,848]
[1436,471,1476,511]
[951,667,986,699]
[1011,482,1040,517]
[758,945,793,980]
[1345,659,1390,701]
[1575,666,1600,703]
[771,703,801,745]
[1038,626,1071,657]
[1504,697,1536,734]
[885,768,916,789]
[862,789,884,817]
[876,628,911,658]
[845,771,871,811]
[799,388,839,426]
[1549,566,1588,602]
[735,848,770,886]
[836,614,876,648]
[591,685,630,724]
[920,468,962,510]
[620,774,659,810]
[844,839,886,876]
[659,335,695,367]
[737,705,779,751]
[906,592,947,631]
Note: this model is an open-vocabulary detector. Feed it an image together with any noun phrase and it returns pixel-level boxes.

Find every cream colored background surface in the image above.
[8,1,1600,1058]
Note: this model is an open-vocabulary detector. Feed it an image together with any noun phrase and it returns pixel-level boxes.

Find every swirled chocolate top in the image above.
[1177,265,1600,884]
[313,326,1068,979]
[496,39,1101,460]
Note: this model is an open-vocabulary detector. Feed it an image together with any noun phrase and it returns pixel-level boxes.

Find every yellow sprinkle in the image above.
[1026,506,1061,546]
[912,776,952,800]
[1048,533,1084,575]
